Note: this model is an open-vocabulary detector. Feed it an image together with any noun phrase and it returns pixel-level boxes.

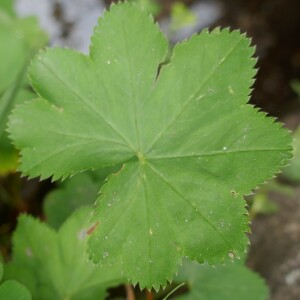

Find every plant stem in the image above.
[125,284,135,300]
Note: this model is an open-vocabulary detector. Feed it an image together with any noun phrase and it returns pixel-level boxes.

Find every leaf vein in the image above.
[120,17,141,151]
[148,148,291,160]
[146,37,244,153]
[147,162,233,250]
[39,60,136,152]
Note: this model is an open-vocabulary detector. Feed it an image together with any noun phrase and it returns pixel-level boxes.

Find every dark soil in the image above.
[248,190,300,300]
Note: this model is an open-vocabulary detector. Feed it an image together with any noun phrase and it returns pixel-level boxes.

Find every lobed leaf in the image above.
[5,207,124,300]
[175,260,269,300]
[8,2,292,289]
[0,261,31,300]
[44,166,119,229]
[0,280,32,300]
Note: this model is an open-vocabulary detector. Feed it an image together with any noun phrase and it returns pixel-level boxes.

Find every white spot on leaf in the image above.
[77,230,87,240]
[26,248,33,257]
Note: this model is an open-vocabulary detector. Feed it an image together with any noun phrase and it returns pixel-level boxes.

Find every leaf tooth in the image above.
[175,31,196,47]
[251,57,259,67]
[243,210,250,217]
[246,35,254,46]
[211,26,221,34]
[89,5,109,56]
[250,42,257,53]
[252,66,259,76]
[221,27,230,33]
[201,27,209,34]
[240,30,247,37]
[249,78,256,89]
[132,256,182,291]
[131,280,138,289]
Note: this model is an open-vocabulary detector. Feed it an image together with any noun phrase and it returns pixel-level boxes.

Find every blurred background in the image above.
[1,0,300,299]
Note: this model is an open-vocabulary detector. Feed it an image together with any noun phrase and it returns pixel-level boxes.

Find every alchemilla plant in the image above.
[8,1,291,291]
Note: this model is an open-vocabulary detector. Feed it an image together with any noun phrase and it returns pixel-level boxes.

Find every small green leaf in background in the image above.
[0,261,32,300]
[249,179,294,218]
[283,126,300,182]
[175,260,269,300]
[0,8,47,175]
[291,79,300,97]
[8,2,292,289]
[170,2,196,32]
[5,207,123,300]
[250,191,279,217]
[44,166,119,229]
[0,88,35,175]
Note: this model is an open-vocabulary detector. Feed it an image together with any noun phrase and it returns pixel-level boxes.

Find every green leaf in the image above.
[0,134,18,175]
[0,19,26,105]
[175,260,269,300]
[291,79,300,96]
[250,192,279,216]
[0,12,47,175]
[5,207,123,300]
[0,262,3,280]
[170,2,196,32]
[44,166,119,229]
[0,16,47,132]
[0,89,35,175]
[0,261,32,300]
[8,2,292,289]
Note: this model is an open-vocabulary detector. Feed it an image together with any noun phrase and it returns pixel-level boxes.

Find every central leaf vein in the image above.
[120,17,141,151]
[141,168,153,282]
[148,148,291,160]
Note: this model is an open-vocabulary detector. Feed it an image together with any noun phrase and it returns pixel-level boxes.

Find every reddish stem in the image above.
[146,291,154,300]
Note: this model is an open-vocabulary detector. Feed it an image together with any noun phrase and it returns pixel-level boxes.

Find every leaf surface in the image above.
[8,2,292,289]
[5,207,123,300]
